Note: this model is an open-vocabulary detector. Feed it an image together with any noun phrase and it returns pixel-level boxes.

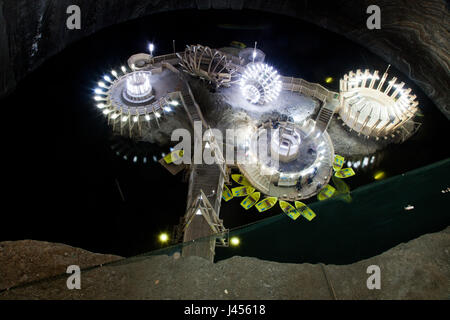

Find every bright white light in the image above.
[133,156,138,163]
[111,113,120,120]
[102,109,111,115]
[111,70,118,78]
[145,114,151,121]
[121,66,127,74]
[164,106,172,112]
[230,237,240,246]
[155,112,161,118]
[104,75,112,83]
[240,63,282,105]
[149,43,154,55]
[362,156,369,167]
[121,116,128,122]
[98,81,107,88]
[159,233,169,243]
[131,64,136,70]
[95,88,106,95]
[133,116,139,122]
[94,96,105,101]
[126,72,152,98]
[169,100,179,106]
[195,209,202,216]
[97,103,105,109]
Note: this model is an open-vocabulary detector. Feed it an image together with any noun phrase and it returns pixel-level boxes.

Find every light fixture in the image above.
[230,237,240,246]
[159,233,169,243]
[240,63,282,105]
[149,43,154,56]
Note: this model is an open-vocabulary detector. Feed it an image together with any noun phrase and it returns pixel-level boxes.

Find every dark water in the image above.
[1,9,448,258]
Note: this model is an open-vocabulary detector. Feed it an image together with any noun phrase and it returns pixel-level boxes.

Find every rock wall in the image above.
[0,0,449,119]
[1,227,449,299]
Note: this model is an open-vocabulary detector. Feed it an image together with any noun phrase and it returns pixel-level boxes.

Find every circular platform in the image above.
[240,119,334,200]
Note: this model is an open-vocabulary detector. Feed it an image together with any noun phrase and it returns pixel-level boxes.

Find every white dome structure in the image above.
[240,63,282,105]
[338,68,419,138]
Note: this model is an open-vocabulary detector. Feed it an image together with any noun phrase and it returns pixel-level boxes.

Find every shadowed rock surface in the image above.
[1,227,448,299]
[1,0,449,119]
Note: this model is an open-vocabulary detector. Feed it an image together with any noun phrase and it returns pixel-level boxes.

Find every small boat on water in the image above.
[255,197,278,213]
[222,185,233,202]
[164,149,184,164]
[241,192,260,210]
[279,200,300,220]
[231,174,251,186]
[295,201,316,221]
[333,154,345,171]
[231,186,255,197]
[335,167,355,178]
[332,176,350,194]
[317,184,336,201]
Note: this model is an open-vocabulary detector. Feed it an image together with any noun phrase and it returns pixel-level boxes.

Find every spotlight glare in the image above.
[159,233,169,243]
[230,237,240,246]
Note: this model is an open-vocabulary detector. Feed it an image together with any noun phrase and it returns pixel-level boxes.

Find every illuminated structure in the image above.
[338,68,419,139]
[123,71,153,103]
[94,66,179,138]
[238,119,334,201]
[240,63,282,105]
[271,125,302,163]
[177,44,239,88]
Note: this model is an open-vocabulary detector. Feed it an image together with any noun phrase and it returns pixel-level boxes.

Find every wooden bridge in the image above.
[169,71,229,262]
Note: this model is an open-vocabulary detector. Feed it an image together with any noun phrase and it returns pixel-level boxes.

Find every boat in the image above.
[255,197,278,213]
[332,176,350,194]
[333,154,345,171]
[231,174,251,186]
[317,184,336,201]
[295,201,316,221]
[222,185,233,202]
[230,40,247,48]
[241,192,260,210]
[164,149,184,164]
[279,200,300,220]
[335,167,355,178]
[231,186,255,197]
